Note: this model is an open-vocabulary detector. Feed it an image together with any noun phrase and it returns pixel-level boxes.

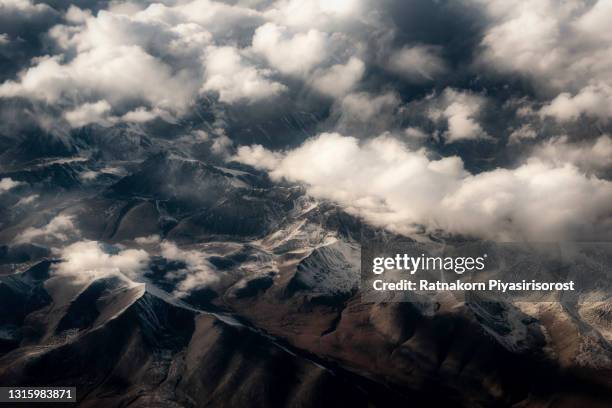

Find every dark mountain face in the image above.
[0,130,611,407]
[0,261,448,408]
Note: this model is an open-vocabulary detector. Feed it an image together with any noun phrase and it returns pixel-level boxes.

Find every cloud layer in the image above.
[476,0,612,121]
[0,0,375,127]
[2,0,612,242]
[235,133,612,240]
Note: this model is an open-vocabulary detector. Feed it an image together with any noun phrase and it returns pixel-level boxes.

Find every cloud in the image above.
[0,45,197,116]
[0,0,376,129]
[15,214,78,244]
[338,91,400,122]
[475,0,578,88]
[62,100,167,127]
[428,88,492,143]
[234,144,282,169]
[0,1,266,125]
[79,170,99,181]
[83,0,262,42]
[16,194,38,206]
[332,91,401,135]
[387,45,447,81]
[540,83,612,122]
[2,0,611,247]
[64,100,113,127]
[508,124,537,145]
[0,0,58,36]
[160,242,218,296]
[0,177,23,192]
[53,240,149,285]
[475,0,612,120]
[119,107,160,123]
[310,56,365,97]
[0,0,52,15]
[404,127,429,141]
[172,0,264,38]
[250,21,365,98]
[263,0,367,30]
[135,234,161,245]
[210,132,233,157]
[532,135,612,176]
[251,22,328,76]
[476,0,564,81]
[234,132,612,240]
[201,45,287,104]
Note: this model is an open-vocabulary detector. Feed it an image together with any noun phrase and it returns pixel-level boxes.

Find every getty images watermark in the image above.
[361,239,611,303]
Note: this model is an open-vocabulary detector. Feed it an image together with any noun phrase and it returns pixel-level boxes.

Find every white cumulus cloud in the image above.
[428,88,492,143]
[0,177,23,192]
[15,214,78,244]
[53,240,149,285]
[532,134,612,176]
[202,46,287,104]
[234,132,612,241]
[252,22,328,76]
[475,0,612,120]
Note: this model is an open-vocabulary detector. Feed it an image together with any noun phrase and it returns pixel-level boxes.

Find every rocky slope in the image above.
[1,139,611,407]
